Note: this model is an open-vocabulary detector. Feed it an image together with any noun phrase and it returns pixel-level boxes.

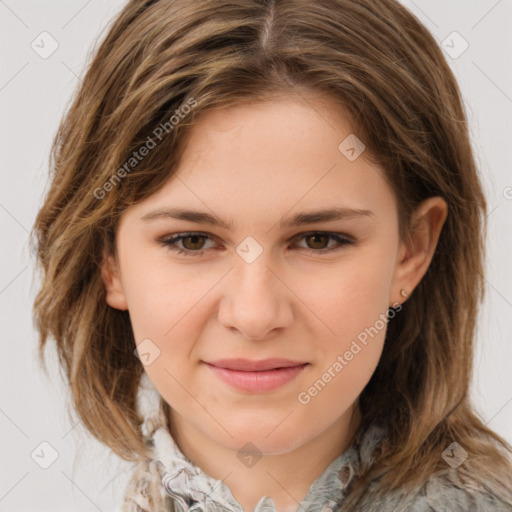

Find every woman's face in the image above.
[103,96,410,455]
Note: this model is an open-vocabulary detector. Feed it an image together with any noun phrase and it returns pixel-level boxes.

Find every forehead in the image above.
[127,97,396,228]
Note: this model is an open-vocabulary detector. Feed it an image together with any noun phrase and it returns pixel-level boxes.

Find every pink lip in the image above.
[206,358,306,371]
[204,358,309,392]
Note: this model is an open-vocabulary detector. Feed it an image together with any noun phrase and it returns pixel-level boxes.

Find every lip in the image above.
[203,358,309,392]
[206,358,307,371]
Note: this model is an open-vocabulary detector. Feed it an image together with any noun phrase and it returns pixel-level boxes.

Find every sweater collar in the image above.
[135,372,386,512]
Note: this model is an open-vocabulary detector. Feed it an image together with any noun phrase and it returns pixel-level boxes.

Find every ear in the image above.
[100,250,128,311]
[390,196,448,306]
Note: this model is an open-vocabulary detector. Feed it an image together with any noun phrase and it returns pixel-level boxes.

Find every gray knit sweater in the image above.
[118,374,512,511]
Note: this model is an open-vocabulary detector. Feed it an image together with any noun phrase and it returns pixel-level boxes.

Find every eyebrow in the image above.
[141,206,374,230]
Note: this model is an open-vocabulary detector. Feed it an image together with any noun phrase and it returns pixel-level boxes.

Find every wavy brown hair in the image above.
[31,0,512,506]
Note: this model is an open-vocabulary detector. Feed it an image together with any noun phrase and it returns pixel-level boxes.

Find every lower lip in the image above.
[205,363,308,392]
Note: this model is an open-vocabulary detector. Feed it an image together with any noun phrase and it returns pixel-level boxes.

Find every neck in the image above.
[166,403,362,511]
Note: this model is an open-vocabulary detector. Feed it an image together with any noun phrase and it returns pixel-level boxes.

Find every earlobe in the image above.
[390,196,448,305]
[100,250,128,311]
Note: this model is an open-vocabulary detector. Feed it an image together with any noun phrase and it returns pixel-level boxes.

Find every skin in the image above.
[101,94,447,511]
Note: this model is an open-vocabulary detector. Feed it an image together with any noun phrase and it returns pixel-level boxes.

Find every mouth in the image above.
[205,358,307,371]
[203,358,309,392]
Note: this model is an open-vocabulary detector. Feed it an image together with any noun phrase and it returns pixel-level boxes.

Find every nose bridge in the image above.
[234,249,280,313]
[218,246,293,340]
[237,252,276,300]
[233,233,280,294]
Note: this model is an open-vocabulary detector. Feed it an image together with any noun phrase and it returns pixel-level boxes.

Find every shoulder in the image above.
[410,469,512,512]
[349,468,512,512]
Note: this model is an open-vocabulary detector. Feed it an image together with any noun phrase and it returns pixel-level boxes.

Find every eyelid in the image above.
[158,230,355,256]
[291,230,355,245]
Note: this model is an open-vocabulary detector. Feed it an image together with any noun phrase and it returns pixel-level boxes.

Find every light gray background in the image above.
[1,1,511,511]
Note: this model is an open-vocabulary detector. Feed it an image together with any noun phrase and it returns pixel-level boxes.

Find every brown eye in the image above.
[294,232,354,253]
[305,233,330,250]
[160,232,216,255]
[181,234,208,250]
[160,231,353,257]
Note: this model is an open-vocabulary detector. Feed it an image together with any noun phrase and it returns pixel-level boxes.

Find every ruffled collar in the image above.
[127,372,386,512]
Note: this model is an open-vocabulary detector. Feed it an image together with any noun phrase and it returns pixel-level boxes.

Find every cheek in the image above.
[121,254,204,343]
[301,252,393,345]
[297,266,388,416]
[296,248,393,404]
[296,334,383,432]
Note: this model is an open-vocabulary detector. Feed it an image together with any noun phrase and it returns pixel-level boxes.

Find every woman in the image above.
[31,0,512,510]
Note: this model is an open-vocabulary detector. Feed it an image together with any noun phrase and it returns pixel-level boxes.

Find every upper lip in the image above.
[205,358,307,371]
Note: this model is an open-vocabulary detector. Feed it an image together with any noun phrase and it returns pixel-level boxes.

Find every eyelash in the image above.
[159,231,354,257]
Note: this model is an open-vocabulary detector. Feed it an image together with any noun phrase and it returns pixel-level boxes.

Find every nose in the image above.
[218,255,294,341]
